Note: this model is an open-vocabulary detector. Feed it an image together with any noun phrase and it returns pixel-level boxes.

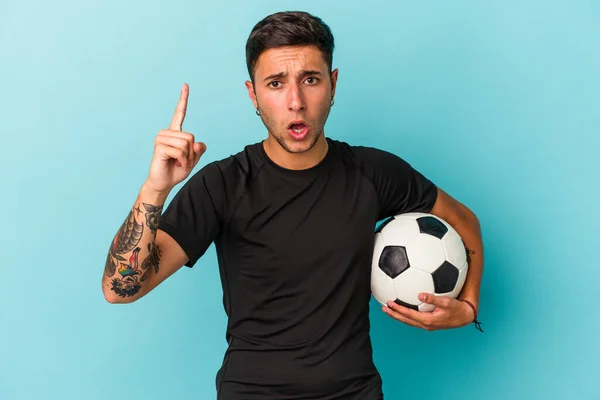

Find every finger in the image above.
[195,142,207,153]
[158,130,195,165]
[382,306,428,330]
[418,293,451,308]
[155,139,190,169]
[158,129,195,142]
[157,144,189,169]
[190,143,205,168]
[169,83,189,131]
[155,135,190,161]
[190,142,206,167]
[386,301,433,325]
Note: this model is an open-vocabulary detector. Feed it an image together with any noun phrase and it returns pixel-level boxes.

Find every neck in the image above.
[263,134,329,170]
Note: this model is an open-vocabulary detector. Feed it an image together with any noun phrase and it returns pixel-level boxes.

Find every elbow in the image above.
[103,291,135,304]
[104,292,123,304]
[469,209,481,230]
[103,289,123,304]
[462,209,483,242]
[102,279,134,304]
[458,203,480,228]
[467,208,480,228]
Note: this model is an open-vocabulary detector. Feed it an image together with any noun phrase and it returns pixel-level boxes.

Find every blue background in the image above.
[1,0,598,399]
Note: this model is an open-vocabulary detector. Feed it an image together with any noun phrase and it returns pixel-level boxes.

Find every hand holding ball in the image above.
[371,213,468,312]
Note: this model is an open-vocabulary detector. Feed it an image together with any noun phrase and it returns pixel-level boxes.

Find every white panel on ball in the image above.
[379,217,420,247]
[405,234,446,274]
[393,268,435,306]
[370,233,397,306]
[418,301,436,312]
[441,228,467,269]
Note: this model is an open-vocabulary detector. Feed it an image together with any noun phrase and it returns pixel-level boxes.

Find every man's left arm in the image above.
[430,187,483,309]
[383,187,484,331]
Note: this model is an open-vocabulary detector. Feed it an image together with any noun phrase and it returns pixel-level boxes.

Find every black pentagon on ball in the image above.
[394,298,418,311]
[379,245,410,279]
[432,261,459,293]
[417,216,448,239]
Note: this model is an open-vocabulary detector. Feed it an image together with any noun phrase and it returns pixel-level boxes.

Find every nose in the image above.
[287,82,306,112]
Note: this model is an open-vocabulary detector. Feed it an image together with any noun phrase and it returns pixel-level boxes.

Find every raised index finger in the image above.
[169,83,188,131]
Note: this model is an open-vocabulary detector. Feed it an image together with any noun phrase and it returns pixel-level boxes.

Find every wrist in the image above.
[459,299,484,333]
[460,299,477,321]
[458,294,478,312]
[140,182,171,204]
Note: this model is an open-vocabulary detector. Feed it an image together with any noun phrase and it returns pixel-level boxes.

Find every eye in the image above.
[305,77,319,84]
[268,81,281,88]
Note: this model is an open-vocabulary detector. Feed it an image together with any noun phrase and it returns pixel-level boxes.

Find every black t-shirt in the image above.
[158,137,438,400]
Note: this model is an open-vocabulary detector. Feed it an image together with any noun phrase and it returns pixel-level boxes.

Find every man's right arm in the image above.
[102,183,188,304]
[102,82,207,303]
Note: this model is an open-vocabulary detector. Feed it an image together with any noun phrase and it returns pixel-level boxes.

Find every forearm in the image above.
[102,183,170,303]
[454,212,484,310]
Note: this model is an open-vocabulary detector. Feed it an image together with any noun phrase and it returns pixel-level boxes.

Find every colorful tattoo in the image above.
[111,247,142,297]
[104,202,162,297]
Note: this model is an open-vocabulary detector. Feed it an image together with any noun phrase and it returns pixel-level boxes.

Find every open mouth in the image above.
[288,121,309,140]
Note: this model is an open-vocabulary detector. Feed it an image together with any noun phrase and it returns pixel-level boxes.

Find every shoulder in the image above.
[189,141,264,185]
[330,139,437,217]
[329,138,411,173]
[172,142,264,222]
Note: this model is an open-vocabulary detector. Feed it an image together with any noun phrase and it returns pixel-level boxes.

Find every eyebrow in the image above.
[263,70,322,82]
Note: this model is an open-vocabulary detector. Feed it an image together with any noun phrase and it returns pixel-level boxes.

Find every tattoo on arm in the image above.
[465,246,476,264]
[143,202,163,234]
[104,202,162,297]
[104,210,143,277]
[140,243,162,281]
[110,247,142,297]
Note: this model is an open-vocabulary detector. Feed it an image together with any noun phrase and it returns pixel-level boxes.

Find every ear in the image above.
[330,68,339,99]
[245,80,258,109]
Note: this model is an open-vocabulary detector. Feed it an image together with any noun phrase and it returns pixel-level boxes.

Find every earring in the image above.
[330,98,335,107]
[256,109,260,116]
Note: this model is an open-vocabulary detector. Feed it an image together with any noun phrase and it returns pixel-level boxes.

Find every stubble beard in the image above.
[257,103,331,154]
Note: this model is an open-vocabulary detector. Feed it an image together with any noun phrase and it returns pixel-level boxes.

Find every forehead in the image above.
[254,45,327,77]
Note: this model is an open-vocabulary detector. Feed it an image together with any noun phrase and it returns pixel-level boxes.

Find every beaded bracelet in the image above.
[460,299,484,333]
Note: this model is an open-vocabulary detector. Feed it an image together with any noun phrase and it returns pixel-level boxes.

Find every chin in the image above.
[277,133,321,154]
[284,141,314,154]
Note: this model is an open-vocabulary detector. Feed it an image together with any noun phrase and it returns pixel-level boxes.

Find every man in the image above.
[102,11,484,400]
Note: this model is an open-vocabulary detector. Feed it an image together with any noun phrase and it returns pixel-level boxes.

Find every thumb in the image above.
[419,292,444,306]
[192,142,206,165]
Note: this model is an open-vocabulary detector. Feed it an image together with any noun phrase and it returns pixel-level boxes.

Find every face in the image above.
[245,45,338,155]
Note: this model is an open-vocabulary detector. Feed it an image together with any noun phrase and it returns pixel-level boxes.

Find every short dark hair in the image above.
[245,11,335,83]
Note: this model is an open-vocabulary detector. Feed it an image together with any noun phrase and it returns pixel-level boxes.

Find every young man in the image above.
[102,11,484,400]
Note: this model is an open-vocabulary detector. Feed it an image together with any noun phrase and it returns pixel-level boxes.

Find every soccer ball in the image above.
[371,212,468,312]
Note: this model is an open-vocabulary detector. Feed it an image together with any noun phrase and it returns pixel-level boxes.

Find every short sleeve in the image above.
[157,163,224,268]
[355,146,438,220]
